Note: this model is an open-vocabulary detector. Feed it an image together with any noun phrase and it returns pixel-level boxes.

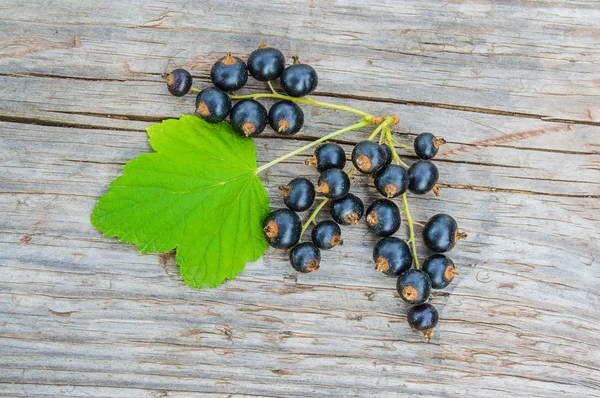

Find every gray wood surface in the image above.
[1,0,599,397]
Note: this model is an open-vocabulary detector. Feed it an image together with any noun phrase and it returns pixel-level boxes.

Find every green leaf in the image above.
[91,115,270,289]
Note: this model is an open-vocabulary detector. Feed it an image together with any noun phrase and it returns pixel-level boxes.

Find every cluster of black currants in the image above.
[163,43,316,137]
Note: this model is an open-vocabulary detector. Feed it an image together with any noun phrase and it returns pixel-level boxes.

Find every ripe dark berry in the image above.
[195,88,231,123]
[373,237,412,276]
[352,140,386,174]
[289,242,321,273]
[305,143,346,172]
[268,100,304,135]
[407,303,439,342]
[374,164,408,198]
[247,44,285,82]
[396,269,431,305]
[311,220,343,250]
[380,144,393,166]
[365,199,401,237]
[164,69,192,97]
[422,213,466,253]
[279,177,315,212]
[423,254,457,289]
[407,160,439,194]
[263,209,301,250]
[316,168,350,200]
[210,53,248,92]
[230,99,268,137]
[330,193,364,225]
[280,56,318,97]
[414,132,446,160]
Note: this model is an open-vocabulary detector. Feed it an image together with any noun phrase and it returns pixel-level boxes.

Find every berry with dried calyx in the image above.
[374,164,408,198]
[280,56,318,97]
[305,143,346,172]
[163,68,193,97]
[247,43,286,81]
[230,99,268,137]
[373,237,412,276]
[407,303,439,342]
[414,132,446,160]
[262,209,302,250]
[210,53,248,92]
[279,177,315,212]
[268,100,304,135]
[311,220,343,250]
[422,213,466,253]
[407,160,439,194]
[365,199,401,237]
[330,193,364,225]
[422,254,457,289]
[316,168,350,200]
[396,269,432,305]
[352,140,386,174]
[195,87,231,123]
[289,242,321,273]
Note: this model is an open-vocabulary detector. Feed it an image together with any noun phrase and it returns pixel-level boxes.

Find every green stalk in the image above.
[299,199,329,237]
[402,193,421,270]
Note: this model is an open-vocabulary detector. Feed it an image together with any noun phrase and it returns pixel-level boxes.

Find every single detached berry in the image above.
[210,53,248,92]
[311,220,343,250]
[423,254,457,289]
[306,143,346,172]
[396,269,432,305]
[247,43,285,81]
[374,164,408,198]
[380,143,393,166]
[365,199,401,237]
[373,237,412,276]
[230,99,268,137]
[407,303,439,342]
[422,213,466,253]
[414,132,446,160]
[289,242,321,273]
[263,209,301,250]
[195,87,231,123]
[164,69,192,97]
[280,56,318,97]
[352,140,387,174]
[268,100,304,135]
[330,193,364,225]
[316,168,350,200]
[407,160,439,194]
[279,177,315,212]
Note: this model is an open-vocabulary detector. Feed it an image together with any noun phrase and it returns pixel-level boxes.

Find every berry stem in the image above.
[300,198,330,237]
[385,127,409,168]
[267,81,277,94]
[402,193,421,270]
[190,87,202,93]
[255,119,371,174]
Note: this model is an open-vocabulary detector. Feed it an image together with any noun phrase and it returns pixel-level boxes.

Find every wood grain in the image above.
[1,0,600,397]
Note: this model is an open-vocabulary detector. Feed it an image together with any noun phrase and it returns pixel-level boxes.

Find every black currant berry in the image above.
[280,56,318,97]
[268,100,304,135]
[163,69,192,97]
[396,269,432,305]
[311,220,343,250]
[195,88,232,123]
[247,43,285,82]
[305,143,346,172]
[414,132,446,160]
[407,160,439,194]
[365,199,401,237]
[262,209,301,250]
[330,193,364,225]
[423,254,457,289]
[380,143,393,166]
[374,164,408,198]
[279,177,315,212]
[352,140,386,174]
[210,53,248,92]
[373,237,412,276]
[407,303,439,342]
[230,99,268,137]
[316,168,350,200]
[289,242,321,273]
[422,213,466,253]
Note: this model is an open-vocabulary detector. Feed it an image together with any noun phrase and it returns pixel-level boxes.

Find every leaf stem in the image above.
[402,193,421,270]
[300,199,330,237]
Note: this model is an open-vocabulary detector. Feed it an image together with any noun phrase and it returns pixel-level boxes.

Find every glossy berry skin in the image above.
[373,237,412,276]
[423,254,457,289]
[407,303,439,342]
[380,144,393,166]
[210,53,248,92]
[422,213,461,253]
[230,99,268,137]
[247,46,285,81]
[407,160,439,194]
[374,165,408,198]
[330,193,364,226]
[262,209,301,250]
[280,62,319,97]
[311,220,343,250]
[396,269,432,305]
[352,140,386,174]
[268,100,304,135]
[316,168,350,200]
[279,177,315,212]
[306,143,346,172]
[414,132,445,160]
[289,242,321,273]
[195,88,231,123]
[165,69,192,97]
[365,199,401,237]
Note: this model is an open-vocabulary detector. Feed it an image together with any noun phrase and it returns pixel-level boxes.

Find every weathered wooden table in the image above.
[2,1,599,396]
